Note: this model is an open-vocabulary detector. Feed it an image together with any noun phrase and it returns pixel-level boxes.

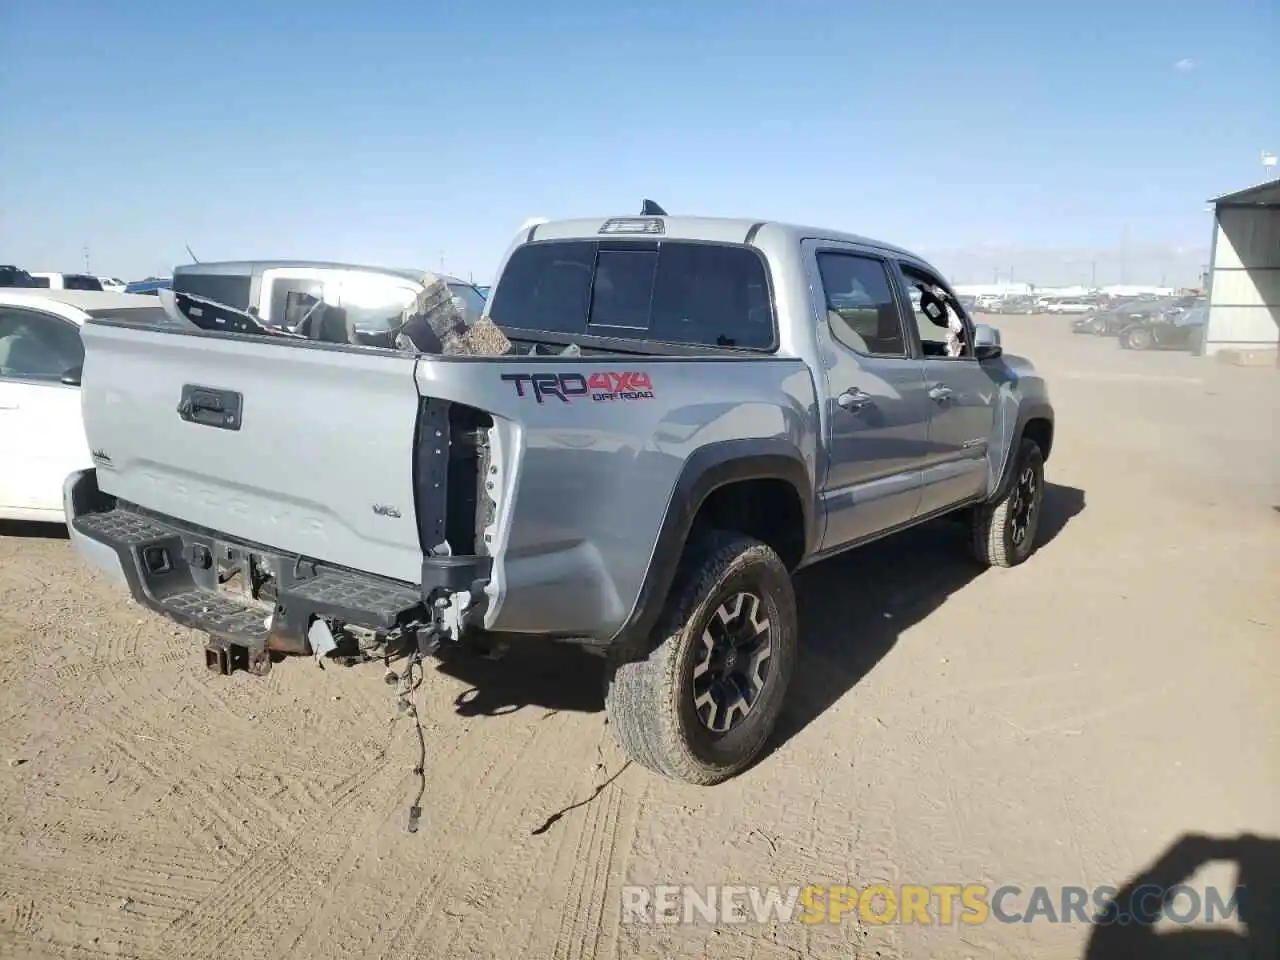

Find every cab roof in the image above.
[525,215,919,261]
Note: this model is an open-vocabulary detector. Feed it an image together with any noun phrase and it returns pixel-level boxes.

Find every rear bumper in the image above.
[64,469,427,657]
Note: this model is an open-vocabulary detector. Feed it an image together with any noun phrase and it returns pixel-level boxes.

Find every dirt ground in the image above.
[1,317,1277,960]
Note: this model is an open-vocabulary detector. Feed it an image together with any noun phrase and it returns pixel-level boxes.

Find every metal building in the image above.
[1203,180,1280,359]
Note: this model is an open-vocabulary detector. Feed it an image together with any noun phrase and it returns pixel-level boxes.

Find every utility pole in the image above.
[1091,261,1097,289]
[1120,226,1129,285]
[83,244,90,274]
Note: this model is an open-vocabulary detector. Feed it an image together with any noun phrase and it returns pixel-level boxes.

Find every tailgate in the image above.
[79,322,425,583]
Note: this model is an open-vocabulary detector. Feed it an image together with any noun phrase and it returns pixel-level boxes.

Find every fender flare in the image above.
[992,402,1054,501]
[606,438,814,652]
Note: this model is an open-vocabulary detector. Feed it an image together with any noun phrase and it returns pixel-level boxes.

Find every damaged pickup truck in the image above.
[65,208,1054,785]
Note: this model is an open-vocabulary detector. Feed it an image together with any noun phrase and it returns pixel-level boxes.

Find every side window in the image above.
[63,275,103,291]
[172,273,253,310]
[815,252,908,357]
[0,308,85,381]
[898,263,973,359]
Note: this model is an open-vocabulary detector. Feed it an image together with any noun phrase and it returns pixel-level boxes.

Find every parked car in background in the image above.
[97,277,128,292]
[170,260,489,332]
[1073,299,1164,336]
[997,296,1039,315]
[0,290,169,522]
[1045,299,1092,314]
[28,272,107,292]
[124,277,172,295]
[1119,306,1208,352]
[0,265,40,288]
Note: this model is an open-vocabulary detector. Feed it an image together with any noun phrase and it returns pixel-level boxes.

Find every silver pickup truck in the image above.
[64,211,1054,785]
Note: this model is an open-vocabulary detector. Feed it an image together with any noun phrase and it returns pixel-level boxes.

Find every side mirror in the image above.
[60,365,83,386]
[973,324,1003,361]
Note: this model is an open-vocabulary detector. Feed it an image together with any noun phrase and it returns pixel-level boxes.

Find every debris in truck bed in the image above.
[395,272,513,357]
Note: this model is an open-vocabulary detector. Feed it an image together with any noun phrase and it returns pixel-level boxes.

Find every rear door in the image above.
[78,319,426,582]
[804,241,929,549]
[892,260,999,515]
[0,305,91,516]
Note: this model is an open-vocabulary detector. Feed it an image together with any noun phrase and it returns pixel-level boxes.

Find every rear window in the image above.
[172,272,253,310]
[488,240,775,350]
[62,274,104,291]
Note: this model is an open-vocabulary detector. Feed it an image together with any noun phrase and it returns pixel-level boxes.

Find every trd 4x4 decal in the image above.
[501,371,655,404]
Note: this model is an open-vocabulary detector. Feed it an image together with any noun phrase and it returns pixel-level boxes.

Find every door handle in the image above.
[928,384,954,403]
[837,388,875,412]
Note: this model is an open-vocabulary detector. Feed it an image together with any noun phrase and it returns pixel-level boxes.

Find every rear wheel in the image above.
[970,438,1045,568]
[1124,327,1155,350]
[605,531,798,785]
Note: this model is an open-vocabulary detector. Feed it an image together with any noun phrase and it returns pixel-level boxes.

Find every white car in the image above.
[1045,300,1093,314]
[0,290,167,522]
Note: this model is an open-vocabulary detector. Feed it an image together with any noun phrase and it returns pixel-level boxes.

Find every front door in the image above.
[0,306,91,518]
[805,243,931,551]
[892,261,1000,515]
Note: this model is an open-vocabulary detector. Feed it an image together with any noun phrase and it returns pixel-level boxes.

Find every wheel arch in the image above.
[992,404,1054,502]
[607,439,815,654]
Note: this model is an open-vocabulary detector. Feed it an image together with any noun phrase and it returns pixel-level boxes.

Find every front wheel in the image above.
[970,438,1045,568]
[604,531,798,785]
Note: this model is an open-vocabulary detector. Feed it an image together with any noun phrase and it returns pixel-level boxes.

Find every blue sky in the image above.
[1,0,1275,285]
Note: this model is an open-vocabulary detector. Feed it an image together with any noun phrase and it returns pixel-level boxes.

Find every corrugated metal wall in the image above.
[1205,204,1280,354]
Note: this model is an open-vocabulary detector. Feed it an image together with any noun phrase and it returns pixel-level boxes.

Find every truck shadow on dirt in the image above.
[763,481,1086,756]
[435,483,1085,730]
[1081,832,1279,960]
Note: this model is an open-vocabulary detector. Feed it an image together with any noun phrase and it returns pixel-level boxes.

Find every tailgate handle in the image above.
[178,385,243,431]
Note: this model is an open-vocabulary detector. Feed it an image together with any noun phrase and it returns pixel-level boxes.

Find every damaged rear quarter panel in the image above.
[413,354,818,640]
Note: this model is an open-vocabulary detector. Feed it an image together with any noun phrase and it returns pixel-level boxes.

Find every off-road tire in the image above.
[970,438,1045,568]
[604,531,798,785]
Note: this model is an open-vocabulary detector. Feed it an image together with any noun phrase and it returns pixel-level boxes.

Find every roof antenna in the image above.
[640,199,667,216]
[184,244,200,263]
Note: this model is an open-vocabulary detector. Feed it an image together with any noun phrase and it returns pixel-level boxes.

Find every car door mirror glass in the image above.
[61,364,83,386]
[973,324,1002,360]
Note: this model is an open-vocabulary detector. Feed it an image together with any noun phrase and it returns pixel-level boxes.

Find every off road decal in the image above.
[501,371,655,404]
